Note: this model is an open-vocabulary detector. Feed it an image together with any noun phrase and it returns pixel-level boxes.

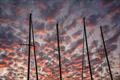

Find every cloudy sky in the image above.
[0,0,120,80]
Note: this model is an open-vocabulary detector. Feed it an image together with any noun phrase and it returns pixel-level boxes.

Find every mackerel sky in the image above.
[0,0,120,80]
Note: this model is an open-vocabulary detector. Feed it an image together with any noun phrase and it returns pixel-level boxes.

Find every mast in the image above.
[21,13,38,80]
[100,26,113,80]
[56,22,63,80]
[27,13,32,80]
[31,14,39,80]
[83,17,93,80]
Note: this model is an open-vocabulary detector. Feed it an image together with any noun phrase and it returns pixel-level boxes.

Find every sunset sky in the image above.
[0,0,120,80]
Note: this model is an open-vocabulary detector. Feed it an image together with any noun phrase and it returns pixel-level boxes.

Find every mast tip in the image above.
[30,13,32,16]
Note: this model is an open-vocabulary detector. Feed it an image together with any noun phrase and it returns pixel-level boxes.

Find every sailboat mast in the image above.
[31,14,39,80]
[100,26,113,80]
[27,13,32,80]
[83,17,93,80]
[56,22,63,80]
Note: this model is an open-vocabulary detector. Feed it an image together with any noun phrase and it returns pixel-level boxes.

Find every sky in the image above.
[0,0,120,80]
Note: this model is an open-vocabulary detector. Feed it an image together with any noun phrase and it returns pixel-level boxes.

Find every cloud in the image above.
[0,25,22,48]
[101,0,114,5]
[0,0,120,79]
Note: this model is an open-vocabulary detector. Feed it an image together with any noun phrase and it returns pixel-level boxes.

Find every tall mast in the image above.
[27,13,32,80]
[83,17,93,80]
[31,14,39,80]
[21,13,39,80]
[100,26,113,80]
[56,22,63,80]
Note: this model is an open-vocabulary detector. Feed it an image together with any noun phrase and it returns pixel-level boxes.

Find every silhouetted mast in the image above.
[83,17,93,80]
[56,22,63,80]
[21,14,38,80]
[27,13,32,80]
[100,26,113,80]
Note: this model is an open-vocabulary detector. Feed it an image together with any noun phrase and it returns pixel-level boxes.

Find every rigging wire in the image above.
[81,31,85,80]
[88,27,104,79]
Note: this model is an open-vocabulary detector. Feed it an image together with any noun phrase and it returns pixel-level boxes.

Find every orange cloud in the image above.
[37,2,47,10]
[35,29,46,35]
[5,48,16,53]
[0,62,7,68]
[107,8,120,18]
[47,17,56,24]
